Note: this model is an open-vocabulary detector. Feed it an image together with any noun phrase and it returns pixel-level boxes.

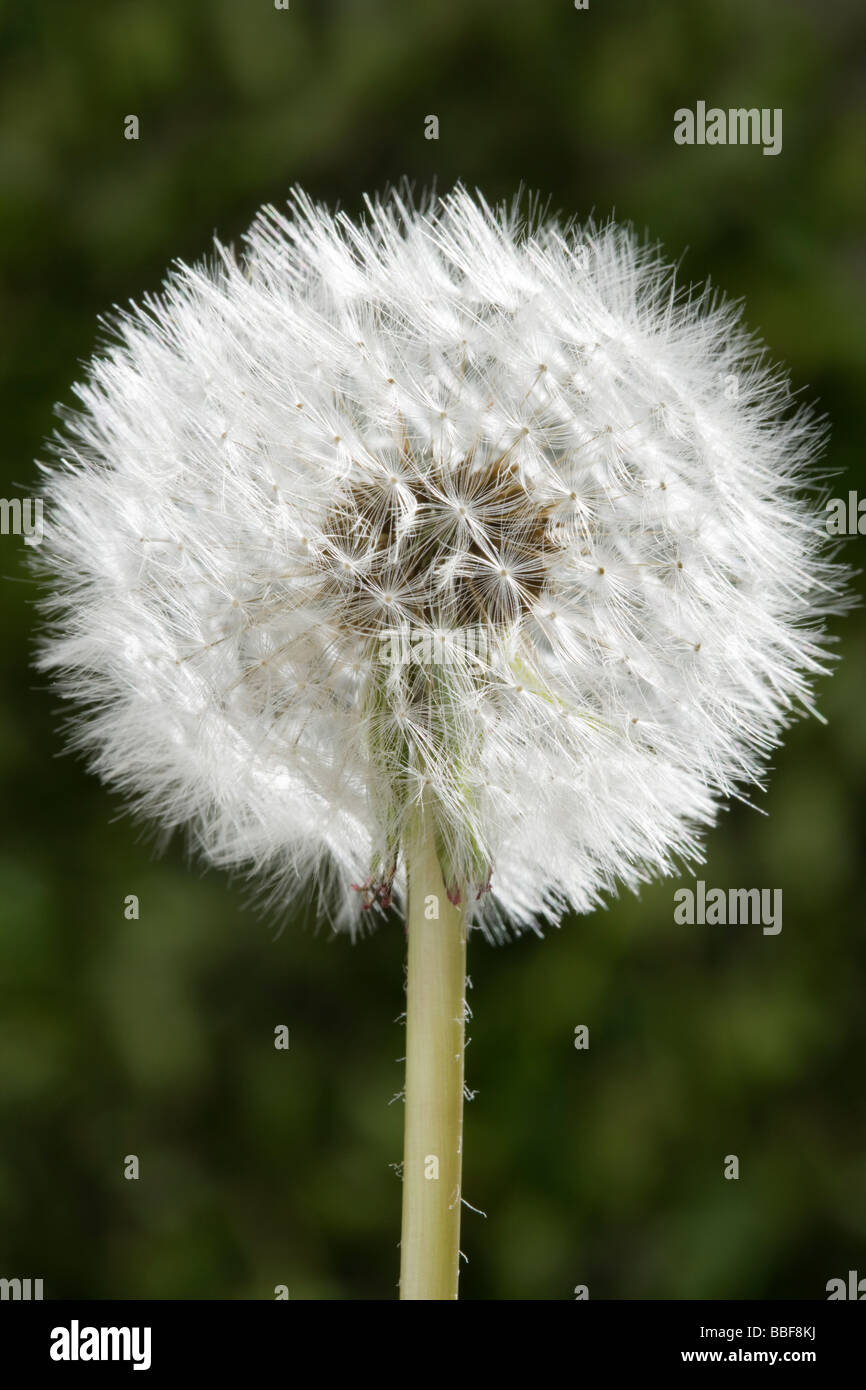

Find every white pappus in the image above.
[33,186,848,938]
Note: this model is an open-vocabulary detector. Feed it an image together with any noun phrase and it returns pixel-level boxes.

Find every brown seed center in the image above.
[317,451,556,636]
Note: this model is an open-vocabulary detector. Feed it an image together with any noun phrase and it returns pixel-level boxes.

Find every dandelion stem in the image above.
[399,803,467,1300]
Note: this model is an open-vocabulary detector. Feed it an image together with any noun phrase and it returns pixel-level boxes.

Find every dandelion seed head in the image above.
[33,186,847,937]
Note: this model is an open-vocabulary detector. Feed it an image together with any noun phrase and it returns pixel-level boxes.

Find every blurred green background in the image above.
[1,0,864,1300]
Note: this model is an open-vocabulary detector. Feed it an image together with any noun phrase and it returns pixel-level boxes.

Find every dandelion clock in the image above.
[34,187,846,1299]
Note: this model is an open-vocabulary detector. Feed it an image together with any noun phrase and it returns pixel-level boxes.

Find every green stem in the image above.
[399,801,467,1300]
